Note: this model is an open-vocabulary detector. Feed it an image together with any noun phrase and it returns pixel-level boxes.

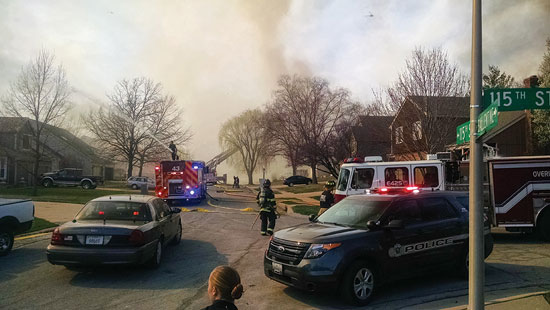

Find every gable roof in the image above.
[390,96,470,127]
[0,117,27,133]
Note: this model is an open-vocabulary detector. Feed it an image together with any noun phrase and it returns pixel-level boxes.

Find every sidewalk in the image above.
[425,290,550,310]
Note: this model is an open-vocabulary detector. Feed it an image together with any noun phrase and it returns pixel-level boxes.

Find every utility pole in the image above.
[469,0,485,309]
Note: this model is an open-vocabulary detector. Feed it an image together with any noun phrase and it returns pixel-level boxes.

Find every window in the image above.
[75,201,152,221]
[153,199,171,219]
[414,166,439,188]
[412,121,422,140]
[420,198,458,221]
[0,157,7,180]
[337,168,351,191]
[350,168,375,189]
[395,126,403,144]
[385,200,422,225]
[22,135,31,150]
[384,167,409,187]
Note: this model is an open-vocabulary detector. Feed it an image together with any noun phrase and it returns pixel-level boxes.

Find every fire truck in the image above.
[334,155,550,240]
[488,156,550,239]
[155,160,207,202]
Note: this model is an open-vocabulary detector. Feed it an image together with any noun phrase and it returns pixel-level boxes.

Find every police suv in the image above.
[264,189,493,306]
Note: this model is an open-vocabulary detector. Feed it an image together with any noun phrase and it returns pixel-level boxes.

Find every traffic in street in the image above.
[1,189,549,310]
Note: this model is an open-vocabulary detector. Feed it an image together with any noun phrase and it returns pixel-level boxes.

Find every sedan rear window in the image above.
[76,201,152,221]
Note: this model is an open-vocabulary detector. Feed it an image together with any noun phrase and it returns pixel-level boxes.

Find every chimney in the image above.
[523,75,539,88]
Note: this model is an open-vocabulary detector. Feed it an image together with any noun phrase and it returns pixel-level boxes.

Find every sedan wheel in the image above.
[0,231,14,256]
[147,239,163,268]
[131,184,138,190]
[288,183,294,187]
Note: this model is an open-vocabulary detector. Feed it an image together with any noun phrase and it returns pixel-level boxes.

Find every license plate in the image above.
[86,235,104,245]
[272,262,283,275]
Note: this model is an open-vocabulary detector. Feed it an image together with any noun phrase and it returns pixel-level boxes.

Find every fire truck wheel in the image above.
[538,211,550,241]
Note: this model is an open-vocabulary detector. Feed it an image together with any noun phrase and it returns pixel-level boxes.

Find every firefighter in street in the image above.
[169,141,178,160]
[318,180,336,216]
[256,179,276,236]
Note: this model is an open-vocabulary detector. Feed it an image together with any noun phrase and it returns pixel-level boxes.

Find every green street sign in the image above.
[483,88,550,111]
[456,121,470,145]
[456,102,499,145]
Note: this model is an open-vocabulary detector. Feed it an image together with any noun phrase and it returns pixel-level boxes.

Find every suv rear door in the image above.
[416,196,464,266]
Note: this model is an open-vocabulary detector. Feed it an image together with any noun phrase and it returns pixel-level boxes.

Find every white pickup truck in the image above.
[0,198,35,256]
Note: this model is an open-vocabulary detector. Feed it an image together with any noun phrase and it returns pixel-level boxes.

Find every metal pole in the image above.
[469,0,484,309]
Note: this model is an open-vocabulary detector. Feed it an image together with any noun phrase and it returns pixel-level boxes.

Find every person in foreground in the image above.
[202,265,244,310]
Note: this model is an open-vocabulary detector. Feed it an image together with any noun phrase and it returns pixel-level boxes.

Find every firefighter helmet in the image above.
[325,180,336,188]
[263,179,271,188]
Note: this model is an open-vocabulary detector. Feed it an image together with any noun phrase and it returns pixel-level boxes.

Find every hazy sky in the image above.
[1,0,549,178]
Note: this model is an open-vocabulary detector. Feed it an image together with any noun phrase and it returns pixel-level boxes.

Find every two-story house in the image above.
[389,96,470,160]
[351,115,393,160]
[0,117,113,185]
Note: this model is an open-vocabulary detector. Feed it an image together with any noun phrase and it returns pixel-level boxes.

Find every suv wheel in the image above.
[340,260,376,306]
[42,179,53,188]
[81,181,92,189]
[0,230,14,256]
[131,184,138,190]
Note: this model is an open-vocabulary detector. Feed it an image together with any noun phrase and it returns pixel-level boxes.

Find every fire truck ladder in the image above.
[206,149,237,171]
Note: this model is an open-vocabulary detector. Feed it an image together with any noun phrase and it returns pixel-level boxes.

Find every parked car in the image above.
[0,198,34,256]
[283,175,312,187]
[127,176,155,190]
[40,168,104,189]
[264,190,493,306]
[46,195,182,268]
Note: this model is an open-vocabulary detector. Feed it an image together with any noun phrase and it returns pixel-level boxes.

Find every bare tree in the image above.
[1,50,71,194]
[533,38,550,154]
[387,47,469,160]
[83,77,190,178]
[268,75,359,181]
[219,109,271,185]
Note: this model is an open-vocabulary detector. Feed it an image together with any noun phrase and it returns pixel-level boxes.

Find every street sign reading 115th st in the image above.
[483,88,550,111]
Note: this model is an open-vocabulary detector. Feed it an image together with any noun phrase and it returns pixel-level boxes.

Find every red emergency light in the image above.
[155,166,160,171]
[99,211,105,215]
[133,211,139,216]
[344,157,364,163]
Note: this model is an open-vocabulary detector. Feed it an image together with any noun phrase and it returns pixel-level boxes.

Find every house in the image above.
[389,96,470,161]
[350,115,393,160]
[0,117,114,185]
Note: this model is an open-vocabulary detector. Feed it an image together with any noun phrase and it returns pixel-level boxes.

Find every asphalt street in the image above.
[1,190,550,310]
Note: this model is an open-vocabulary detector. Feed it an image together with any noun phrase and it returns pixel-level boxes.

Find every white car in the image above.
[127,176,155,190]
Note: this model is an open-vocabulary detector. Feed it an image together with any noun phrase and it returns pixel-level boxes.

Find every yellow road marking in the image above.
[15,232,50,241]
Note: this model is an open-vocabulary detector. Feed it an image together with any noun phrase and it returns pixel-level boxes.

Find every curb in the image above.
[443,290,550,310]
[16,226,57,237]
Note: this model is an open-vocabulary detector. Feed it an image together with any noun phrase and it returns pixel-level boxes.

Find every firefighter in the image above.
[318,180,336,216]
[169,141,178,160]
[256,179,276,236]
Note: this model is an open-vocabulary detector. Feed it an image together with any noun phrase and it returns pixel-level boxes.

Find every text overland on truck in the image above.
[335,155,550,240]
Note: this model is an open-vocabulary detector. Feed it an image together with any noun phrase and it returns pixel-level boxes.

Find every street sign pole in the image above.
[469,0,485,309]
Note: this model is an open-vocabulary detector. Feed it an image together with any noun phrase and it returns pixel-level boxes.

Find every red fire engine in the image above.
[488,156,550,239]
[155,160,207,202]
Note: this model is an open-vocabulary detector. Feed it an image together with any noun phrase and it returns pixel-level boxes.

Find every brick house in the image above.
[0,117,114,185]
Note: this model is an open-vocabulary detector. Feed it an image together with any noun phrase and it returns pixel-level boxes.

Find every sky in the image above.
[1,0,549,179]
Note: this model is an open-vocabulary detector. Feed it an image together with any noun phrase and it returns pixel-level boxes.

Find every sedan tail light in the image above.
[51,227,64,245]
[128,230,145,246]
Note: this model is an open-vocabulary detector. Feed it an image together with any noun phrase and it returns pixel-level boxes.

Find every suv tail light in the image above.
[129,230,145,246]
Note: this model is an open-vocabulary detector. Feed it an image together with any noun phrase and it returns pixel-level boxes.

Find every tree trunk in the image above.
[291,163,297,176]
[310,162,318,184]
[32,153,40,196]
[138,154,145,177]
[247,170,254,185]
[127,155,134,179]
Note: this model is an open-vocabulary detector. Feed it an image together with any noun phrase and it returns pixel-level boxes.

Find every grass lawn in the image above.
[280,200,299,205]
[280,183,324,194]
[292,205,320,216]
[27,217,58,233]
[0,186,138,204]
[100,181,129,189]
